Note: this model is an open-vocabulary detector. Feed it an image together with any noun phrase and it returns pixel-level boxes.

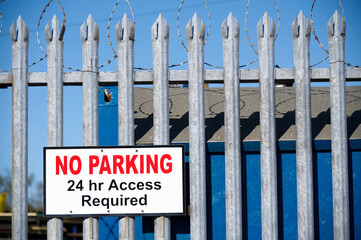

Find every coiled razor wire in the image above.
[309,0,359,68]
[174,0,217,69]
[0,1,12,72]
[28,0,66,68]
[239,0,281,68]
[245,0,280,56]
[309,0,330,67]
[99,0,135,69]
[0,10,3,35]
[136,0,213,70]
[242,0,280,69]
[177,0,211,52]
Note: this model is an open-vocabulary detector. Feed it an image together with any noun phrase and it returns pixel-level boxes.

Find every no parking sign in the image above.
[44,145,185,217]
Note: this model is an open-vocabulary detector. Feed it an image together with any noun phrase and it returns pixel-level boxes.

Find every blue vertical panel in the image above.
[316,152,333,239]
[209,154,226,239]
[99,217,119,240]
[135,217,143,240]
[352,151,361,239]
[245,153,261,240]
[99,87,118,146]
[99,87,120,239]
[281,153,297,239]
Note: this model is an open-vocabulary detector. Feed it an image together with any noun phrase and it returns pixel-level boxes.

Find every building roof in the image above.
[130,86,361,144]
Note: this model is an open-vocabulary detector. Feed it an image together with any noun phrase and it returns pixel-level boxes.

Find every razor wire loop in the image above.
[29,0,66,68]
[310,55,329,68]
[245,0,280,56]
[0,10,3,34]
[205,62,223,69]
[0,7,11,72]
[135,60,189,71]
[176,0,211,52]
[0,2,9,71]
[169,60,188,69]
[100,0,135,69]
[63,65,101,76]
[309,0,351,68]
[239,58,259,68]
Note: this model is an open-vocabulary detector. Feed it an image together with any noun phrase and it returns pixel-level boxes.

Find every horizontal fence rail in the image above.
[1,68,361,87]
[0,9,359,240]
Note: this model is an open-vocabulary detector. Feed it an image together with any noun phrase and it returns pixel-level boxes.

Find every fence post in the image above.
[327,11,350,240]
[222,13,242,240]
[10,15,29,240]
[292,11,314,240]
[116,13,136,240]
[152,14,171,240]
[257,12,278,240]
[81,14,100,240]
[45,15,65,240]
[187,13,207,240]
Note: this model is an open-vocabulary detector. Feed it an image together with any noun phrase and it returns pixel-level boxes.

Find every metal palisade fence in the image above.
[0,10,360,240]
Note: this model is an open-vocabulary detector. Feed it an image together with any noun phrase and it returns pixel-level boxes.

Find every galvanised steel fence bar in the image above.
[328,10,350,240]
[187,13,207,240]
[222,12,242,240]
[81,14,100,240]
[10,15,29,240]
[152,14,171,240]
[45,15,64,240]
[116,14,136,240]
[257,12,278,240]
[292,11,314,240]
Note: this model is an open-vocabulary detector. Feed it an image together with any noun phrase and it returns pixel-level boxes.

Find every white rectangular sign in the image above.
[44,145,185,217]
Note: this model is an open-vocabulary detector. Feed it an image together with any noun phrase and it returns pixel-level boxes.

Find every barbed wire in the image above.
[173,0,215,69]
[0,1,9,71]
[243,0,281,69]
[309,0,355,68]
[1,0,360,73]
[63,65,101,75]
[29,0,66,68]
[239,58,258,68]
[176,0,211,52]
[0,10,3,35]
[169,60,188,69]
[245,0,280,56]
[99,0,135,69]
[310,55,329,68]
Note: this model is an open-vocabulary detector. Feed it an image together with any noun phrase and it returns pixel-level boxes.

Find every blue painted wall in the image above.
[99,87,361,239]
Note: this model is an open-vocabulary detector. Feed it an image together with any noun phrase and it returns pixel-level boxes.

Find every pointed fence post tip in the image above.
[10,15,29,43]
[152,14,169,40]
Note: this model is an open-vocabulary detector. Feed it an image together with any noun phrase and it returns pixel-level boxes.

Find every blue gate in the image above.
[99,86,361,240]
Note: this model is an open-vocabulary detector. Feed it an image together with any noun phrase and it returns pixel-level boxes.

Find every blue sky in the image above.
[0,0,360,192]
